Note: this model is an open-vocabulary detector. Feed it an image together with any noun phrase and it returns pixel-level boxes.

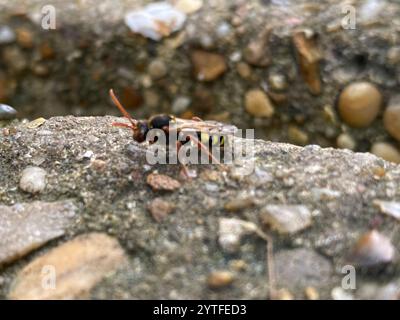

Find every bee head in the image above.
[133,121,149,143]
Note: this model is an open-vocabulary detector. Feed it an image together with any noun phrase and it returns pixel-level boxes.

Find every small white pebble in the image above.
[124,2,186,41]
[19,167,47,194]
[0,26,15,44]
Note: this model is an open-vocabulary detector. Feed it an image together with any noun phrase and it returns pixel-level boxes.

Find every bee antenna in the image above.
[109,89,138,128]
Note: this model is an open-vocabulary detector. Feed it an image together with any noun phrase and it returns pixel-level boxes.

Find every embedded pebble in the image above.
[148,59,167,79]
[9,233,127,299]
[305,286,319,300]
[224,196,256,212]
[243,27,271,67]
[19,166,47,194]
[275,288,294,300]
[358,282,400,300]
[348,230,395,268]
[387,47,400,65]
[370,142,400,164]
[26,117,46,129]
[146,173,181,191]
[0,200,77,266]
[293,29,321,95]
[171,96,191,114]
[207,271,234,289]
[336,133,356,150]
[383,96,400,141]
[236,62,252,79]
[373,200,400,221]
[191,50,227,81]
[0,26,15,44]
[218,218,258,253]
[260,205,312,234]
[216,21,232,39]
[244,89,274,118]
[359,0,384,24]
[147,197,175,222]
[331,287,353,300]
[338,82,382,128]
[288,125,308,146]
[0,103,17,120]
[173,0,203,14]
[15,28,33,48]
[268,73,287,91]
[124,2,186,41]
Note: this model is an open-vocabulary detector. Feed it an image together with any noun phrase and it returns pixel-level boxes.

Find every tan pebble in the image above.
[229,259,247,271]
[146,173,181,191]
[191,50,227,81]
[90,159,107,171]
[148,59,167,79]
[147,198,175,222]
[236,62,252,79]
[288,125,308,146]
[336,133,356,150]
[16,28,33,48]
[275,288,294,300]
[387,47,400,65]
[224,197,255,212]
[372,166,386,178]
[174,0,203,14]
[39,42,55,60]
[383,97,400,141]
[8,233,127,299]
[243,27,271,67]
[200,169,220,182]
[32,64,49,77]
[338,82,382,128]
[26,117,46,129]
[371,142,400,164]
[207,271,234,289]
[305,286,319,300]
[245,89,274,118]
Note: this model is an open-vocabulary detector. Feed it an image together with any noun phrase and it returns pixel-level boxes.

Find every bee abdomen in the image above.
[199,132,225,147]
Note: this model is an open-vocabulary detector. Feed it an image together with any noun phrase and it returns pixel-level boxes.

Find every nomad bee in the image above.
[109,89,238,177]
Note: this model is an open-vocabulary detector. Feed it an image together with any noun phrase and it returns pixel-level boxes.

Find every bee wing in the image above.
[171,118,238,135]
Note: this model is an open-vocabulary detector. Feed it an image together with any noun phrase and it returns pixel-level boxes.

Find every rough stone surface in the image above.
[0,116,400,299]
[0,200,77,266]
[274,248,334,294]
[8,233,127,300]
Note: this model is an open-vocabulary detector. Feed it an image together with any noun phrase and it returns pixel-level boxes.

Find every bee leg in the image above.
[188,134,221,165]
[112,122,135,129]
[254,229,276,300]
[176,140,197,179]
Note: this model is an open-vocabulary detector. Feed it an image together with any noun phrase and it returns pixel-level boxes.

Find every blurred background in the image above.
[1,0,400,161]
